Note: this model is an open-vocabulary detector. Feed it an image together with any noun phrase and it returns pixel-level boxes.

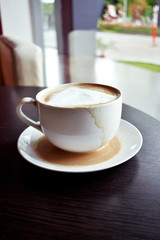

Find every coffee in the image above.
[35,136,121,166]
[17,83,122,152]
[42,84,119,108]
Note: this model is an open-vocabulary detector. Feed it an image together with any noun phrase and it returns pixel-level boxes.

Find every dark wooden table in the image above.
[0,86,160,240]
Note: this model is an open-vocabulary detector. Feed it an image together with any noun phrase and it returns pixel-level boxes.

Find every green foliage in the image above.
[97,38,117,50]
[42,3,54,15]
[103,0,156,7]
[145,0,156,5]
[101,0,156,19]
[104,0,115,5]
[143,5,153,17]
[97,38,108,50]
[98,20,160,36]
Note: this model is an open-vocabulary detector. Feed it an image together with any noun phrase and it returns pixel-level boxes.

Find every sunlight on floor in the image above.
[44,48,60,87]
[44,47,160,121]
[44,26,160,122]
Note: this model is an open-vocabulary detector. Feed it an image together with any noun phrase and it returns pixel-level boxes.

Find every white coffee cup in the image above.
[16,83,122,152]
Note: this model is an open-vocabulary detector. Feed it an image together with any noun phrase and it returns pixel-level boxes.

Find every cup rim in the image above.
[36,83,121,109]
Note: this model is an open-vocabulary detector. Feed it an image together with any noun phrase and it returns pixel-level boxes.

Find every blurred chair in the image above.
[0,35,44,86]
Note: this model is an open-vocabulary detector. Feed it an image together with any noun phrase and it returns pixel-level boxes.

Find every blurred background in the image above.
[0,0,160,120]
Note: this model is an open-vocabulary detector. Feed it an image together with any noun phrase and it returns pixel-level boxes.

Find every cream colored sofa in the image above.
[0,36,44,86]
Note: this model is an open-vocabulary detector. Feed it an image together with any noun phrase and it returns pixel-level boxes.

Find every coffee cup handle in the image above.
[16,97,42,132]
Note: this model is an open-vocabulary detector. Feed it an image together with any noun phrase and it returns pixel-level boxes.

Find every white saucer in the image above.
[17,119,143,173]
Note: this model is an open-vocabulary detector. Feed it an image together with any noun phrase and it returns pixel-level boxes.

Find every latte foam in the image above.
[44,86,117,107]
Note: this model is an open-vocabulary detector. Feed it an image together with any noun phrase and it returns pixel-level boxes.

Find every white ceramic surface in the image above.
[17,119,143,173]
[16,83,122,152]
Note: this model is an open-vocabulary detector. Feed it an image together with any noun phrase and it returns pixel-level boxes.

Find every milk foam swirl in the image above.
[45,87,116,107]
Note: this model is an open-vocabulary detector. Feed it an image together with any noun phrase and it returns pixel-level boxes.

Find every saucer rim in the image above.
[17,119,143,173]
